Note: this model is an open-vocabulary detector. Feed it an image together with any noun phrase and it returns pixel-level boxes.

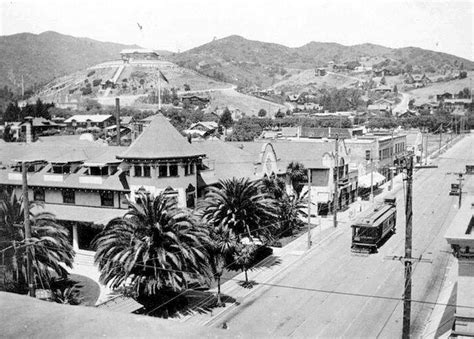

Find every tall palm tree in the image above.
[199,177,278,243]
[0,190,74,292]
[286,162,307,198]
[207,224,237,306]
[93,193,211,297]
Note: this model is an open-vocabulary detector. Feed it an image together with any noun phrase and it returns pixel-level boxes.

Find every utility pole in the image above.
[389,129,394,191]
[457,173,464,208]
[424,133,429,165]
[307,168,312,249]
[386,154,434,338]
[370,157,374,203]
[333,135,339,228]
[22,162,35,298]
[402,154,413,339]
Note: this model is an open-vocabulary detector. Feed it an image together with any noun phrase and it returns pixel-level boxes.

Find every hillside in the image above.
[169,35,474,88]
[0,31,142,91]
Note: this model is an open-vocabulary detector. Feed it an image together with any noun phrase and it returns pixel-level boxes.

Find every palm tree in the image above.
[286,162,307,198]
[207,224,237,306]
[93,193,211,297]
[262,176,308,238]
[0,190,74,292]
[199,177,278,243]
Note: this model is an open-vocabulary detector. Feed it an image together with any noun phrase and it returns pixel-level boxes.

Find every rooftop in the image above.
[0,292,232,338]
[64,115,113,124]
[118,114,205,160]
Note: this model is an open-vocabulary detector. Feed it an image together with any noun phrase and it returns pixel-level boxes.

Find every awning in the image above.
[358,172,386,188]
[31,204,127,225]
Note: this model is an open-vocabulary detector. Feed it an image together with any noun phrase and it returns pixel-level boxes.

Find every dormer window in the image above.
[169,164,178,177]
[158,164,168,177]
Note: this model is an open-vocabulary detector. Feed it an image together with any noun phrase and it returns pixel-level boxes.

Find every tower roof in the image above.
[117,114,205,160]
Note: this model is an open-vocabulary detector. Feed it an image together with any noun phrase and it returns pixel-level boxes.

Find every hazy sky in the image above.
[1,0,473,60]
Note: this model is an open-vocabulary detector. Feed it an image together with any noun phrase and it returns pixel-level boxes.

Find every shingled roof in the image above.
[118,115,205,160]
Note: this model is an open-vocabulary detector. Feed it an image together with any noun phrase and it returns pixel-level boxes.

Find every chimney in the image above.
[115,98,121,146]
[25,121,32,144]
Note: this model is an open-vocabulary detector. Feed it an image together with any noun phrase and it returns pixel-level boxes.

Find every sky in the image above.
[1,0,473,60]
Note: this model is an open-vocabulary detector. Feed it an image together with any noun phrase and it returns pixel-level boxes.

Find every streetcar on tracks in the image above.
[351,197,397,254]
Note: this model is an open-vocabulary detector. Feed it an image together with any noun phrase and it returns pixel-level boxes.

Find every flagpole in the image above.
[158,73,162,111]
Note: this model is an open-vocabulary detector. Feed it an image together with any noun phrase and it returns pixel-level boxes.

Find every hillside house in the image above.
[367,104,392,115]
[183,121,219,138]
[444,98,473,111]
[315,68,327,76]
[181,94,210,108]
[373,85,392,94]
[436,92,453,102]
[120,49,160,62]
[64,114,115,130]
[405,73,431,88]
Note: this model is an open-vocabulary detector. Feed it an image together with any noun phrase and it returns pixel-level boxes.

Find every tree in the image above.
[219,107,233,129]
[207,224,237,306]
[199,178,278,243]
[258,109,267,118]
[380,76,387,85]
[286,162,307,198]
[459,71,467,79]
[393,85,398,94]
[93,193,211,297]
[4,101,21,121]
[228,118,263,141]
[184,84,191,91]
[0,190,74,293]
[275,110,285,119]
[233,243,257,285]
[262,176,307,237]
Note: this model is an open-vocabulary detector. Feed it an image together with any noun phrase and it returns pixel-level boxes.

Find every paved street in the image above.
[213,135,473,337]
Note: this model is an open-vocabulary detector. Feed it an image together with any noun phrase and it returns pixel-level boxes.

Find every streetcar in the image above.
[351,197,397,254]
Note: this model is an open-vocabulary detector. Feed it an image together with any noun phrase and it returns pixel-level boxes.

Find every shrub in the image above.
[87,70,96,77]
[92,79,102,87]
[81,87,92,96]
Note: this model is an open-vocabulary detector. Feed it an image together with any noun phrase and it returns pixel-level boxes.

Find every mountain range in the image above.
[169,35,473,87]
[0,31,139,91]
[0,31,472,92]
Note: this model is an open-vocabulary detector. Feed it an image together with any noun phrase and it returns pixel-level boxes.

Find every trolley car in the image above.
[351,197,397,254]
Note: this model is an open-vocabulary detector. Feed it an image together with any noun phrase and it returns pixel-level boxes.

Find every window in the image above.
[186,184,195,208]
[134,165,142,177]
[34,188,45,202]
[184,163,189,176]
[169,164,178,177]
[158,164,168,177]
[100,191,114,207]
[62,190,75,204]
[143,165,151,177]
[189,163,195,175]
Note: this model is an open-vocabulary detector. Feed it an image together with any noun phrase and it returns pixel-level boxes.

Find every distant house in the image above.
[405,73,431,87]
[120,49,160,62]
[315,68,327,76]
[64,114,115,130]
[19,117,59,137]
[367,104,392,114]
[373,85,392,94]
[181,95,210,108]
[443,98,473,111]
[333,64,348,71]
[373,98,395,107]
[398,110,418,118]
[287,94,301,102]
[183,121,219,138]
[436,92,453,102]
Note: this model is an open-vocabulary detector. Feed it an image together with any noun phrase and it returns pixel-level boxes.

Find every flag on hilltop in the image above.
[159,70,169,84]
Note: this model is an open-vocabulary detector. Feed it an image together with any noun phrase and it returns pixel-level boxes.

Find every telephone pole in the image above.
[333,135,339,228]
[389,129,394,191]
[307,168,312,249]
[370,157,374,203]
[457,173,464,208]
[402,154,413,339]
[22,162,35,298]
